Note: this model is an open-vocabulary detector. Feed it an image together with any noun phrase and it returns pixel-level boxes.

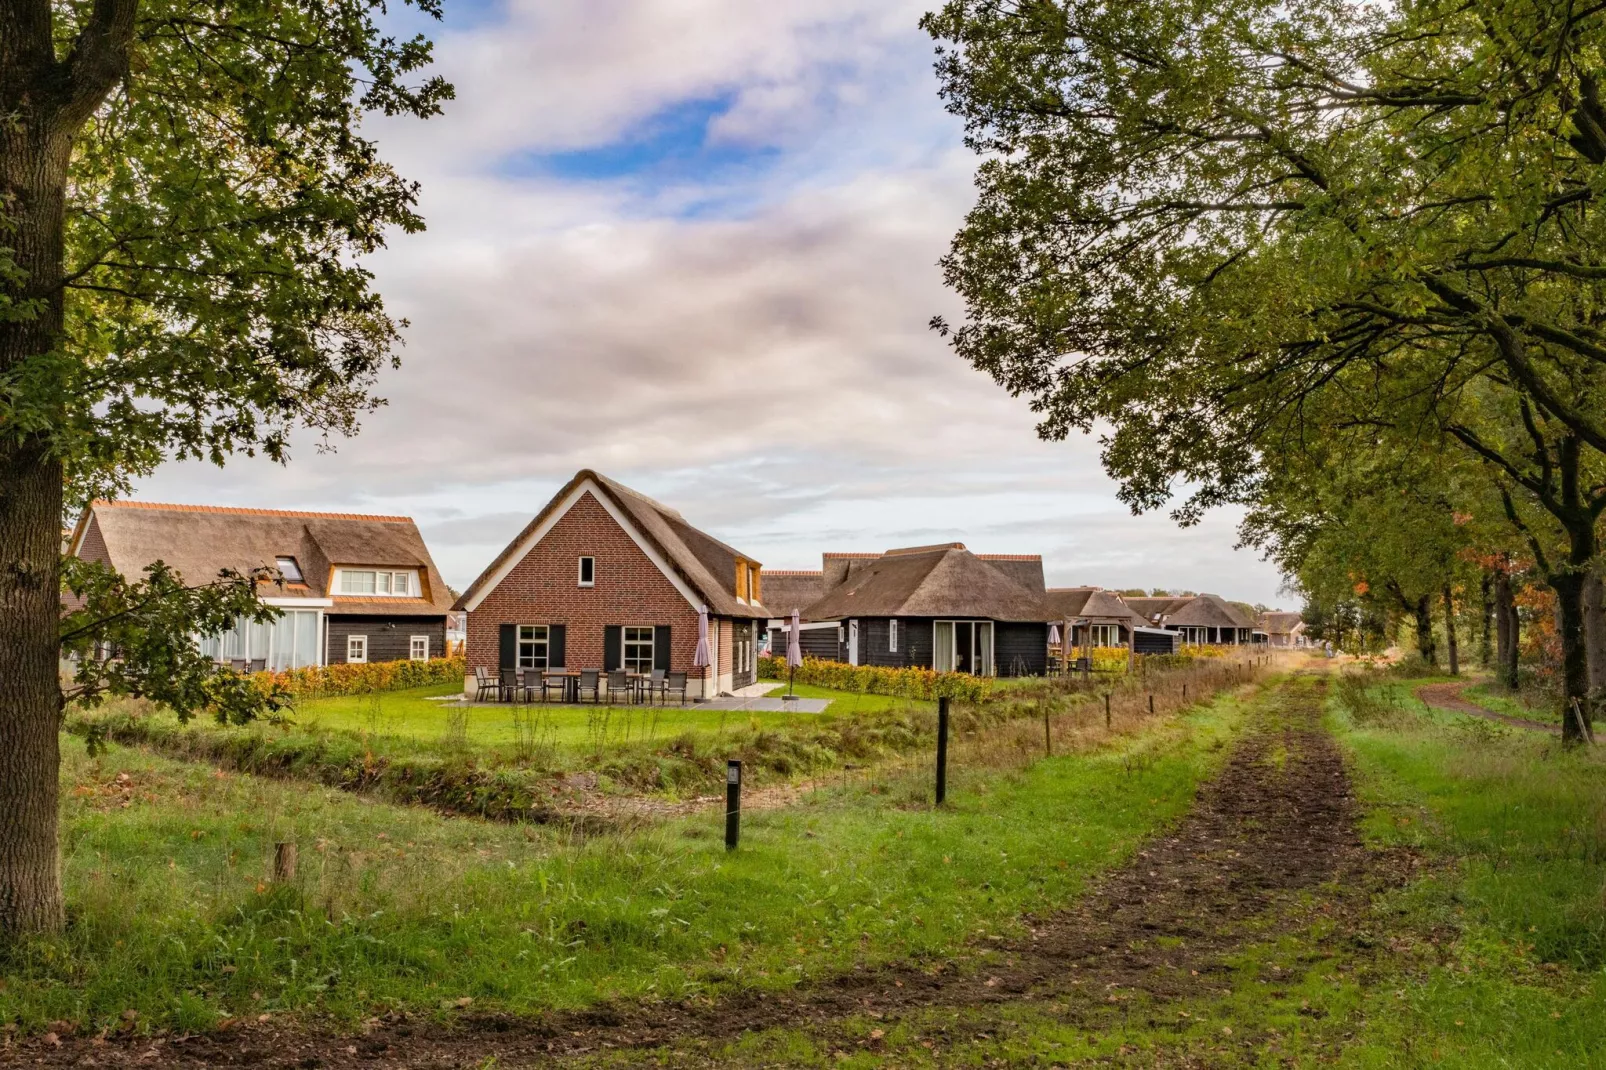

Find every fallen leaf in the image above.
[869,1029,885,1041]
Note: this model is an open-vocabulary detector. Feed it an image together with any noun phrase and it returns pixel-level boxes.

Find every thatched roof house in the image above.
[1122,592,1256,645]
[69,501,454,669]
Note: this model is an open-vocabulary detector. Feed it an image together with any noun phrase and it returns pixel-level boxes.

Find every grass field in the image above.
[4,686,1249,1035]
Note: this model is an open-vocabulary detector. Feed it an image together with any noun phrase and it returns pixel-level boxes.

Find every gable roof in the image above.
[1045,587,1149,626]
[802,545,1049,622]
[1121,595,1194,622]
[453,470,768,619]
[762,571,825,617]
[1258,610,1305,635]
[71,501,454,617]
[1163,593,1257,630]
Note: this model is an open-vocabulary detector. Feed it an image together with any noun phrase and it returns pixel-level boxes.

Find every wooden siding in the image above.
[327,615,447,665]
[859,618,934,669]
[995,622,1048,677]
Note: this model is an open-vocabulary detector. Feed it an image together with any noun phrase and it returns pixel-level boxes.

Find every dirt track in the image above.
[13,680,1374,1067]
[1415,681,1559,734]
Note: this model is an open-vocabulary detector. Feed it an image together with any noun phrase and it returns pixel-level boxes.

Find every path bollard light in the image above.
[725,760,742,850]
[936,696,950,806]
[1148,693,1155,716]
[1105,692,1111,731]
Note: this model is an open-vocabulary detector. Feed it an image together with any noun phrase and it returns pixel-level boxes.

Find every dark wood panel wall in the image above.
[327,615,447,665]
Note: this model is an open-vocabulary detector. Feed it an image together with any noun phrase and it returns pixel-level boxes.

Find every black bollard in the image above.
[725,759,742,850]
[936,696,949,806]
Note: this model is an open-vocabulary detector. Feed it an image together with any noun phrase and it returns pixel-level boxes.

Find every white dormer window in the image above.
[337,569,417,596]
[578,556,595,587]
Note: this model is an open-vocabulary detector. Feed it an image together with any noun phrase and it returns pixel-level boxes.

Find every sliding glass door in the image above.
[932,620,994,676]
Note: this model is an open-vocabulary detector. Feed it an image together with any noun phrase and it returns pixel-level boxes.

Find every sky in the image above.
[130,0,1292,609]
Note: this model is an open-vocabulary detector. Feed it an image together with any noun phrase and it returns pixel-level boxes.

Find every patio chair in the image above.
[663,671,688,706]
[606,669,633,704]
[645,668,667,704]
[537,670,567,703]
[516,669,538,703]
[229,658,248,673]
[474,666,497,702]
[575,669,602,704]
[248,658,267,673]
[498,667,520,702]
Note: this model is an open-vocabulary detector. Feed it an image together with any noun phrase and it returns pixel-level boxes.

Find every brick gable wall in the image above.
[466,491,706,679]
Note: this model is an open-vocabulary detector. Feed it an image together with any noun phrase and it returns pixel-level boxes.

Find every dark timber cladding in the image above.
[327,615,448,665]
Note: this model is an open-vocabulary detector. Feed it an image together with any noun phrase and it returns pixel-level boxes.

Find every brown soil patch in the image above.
[1416,682,1559,734]
[17,680,1376,1068]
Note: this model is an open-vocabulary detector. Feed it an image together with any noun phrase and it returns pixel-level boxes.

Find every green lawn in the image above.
[1459,679,1564,725]
[4,685,1250,1035]
[761,682,934,716]
[292,684,835,751]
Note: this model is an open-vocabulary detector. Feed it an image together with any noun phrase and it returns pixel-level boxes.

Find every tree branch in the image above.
[59,0,139,129]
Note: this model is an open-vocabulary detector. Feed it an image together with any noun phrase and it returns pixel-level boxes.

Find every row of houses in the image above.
[68,469,1306,698]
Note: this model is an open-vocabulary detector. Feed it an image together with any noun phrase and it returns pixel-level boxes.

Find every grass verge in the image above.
[4,686,1249,1037]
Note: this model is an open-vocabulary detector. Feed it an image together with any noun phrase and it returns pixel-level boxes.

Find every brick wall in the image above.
[466,491,706,679]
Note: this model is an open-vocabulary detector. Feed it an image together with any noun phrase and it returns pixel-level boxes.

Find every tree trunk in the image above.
[0,86,75,936]
[1542,436,1595,745]
[1414,595,1437,666]
[1584,566,1606,718]
[1495,571,1516,689]
[1442,586,1458,675]
[1479,573,1493,668]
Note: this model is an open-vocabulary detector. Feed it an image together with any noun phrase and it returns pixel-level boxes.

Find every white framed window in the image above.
[578,556,595,587]
[1090,624,1121,647]
[346,635,368,663]
[409,635,429,661]
[338,569,416,596]
[518,625,549,669]
[889,619,899,653]
[623,626,655,673]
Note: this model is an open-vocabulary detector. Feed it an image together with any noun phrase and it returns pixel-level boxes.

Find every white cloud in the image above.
[130,0,1291,608]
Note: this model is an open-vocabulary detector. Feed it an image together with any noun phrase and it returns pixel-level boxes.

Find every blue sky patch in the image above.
[499,93,783,191]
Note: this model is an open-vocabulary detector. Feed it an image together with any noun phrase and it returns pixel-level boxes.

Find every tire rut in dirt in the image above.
[24,680,1362,1068]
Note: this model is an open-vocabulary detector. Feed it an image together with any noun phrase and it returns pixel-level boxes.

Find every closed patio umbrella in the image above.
[1047,622,1061,647]
[786,608,803,697]
[693,606,712,695]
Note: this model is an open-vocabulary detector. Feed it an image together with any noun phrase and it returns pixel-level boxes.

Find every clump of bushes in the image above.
[757,655,989,701]
[251,655,465,698]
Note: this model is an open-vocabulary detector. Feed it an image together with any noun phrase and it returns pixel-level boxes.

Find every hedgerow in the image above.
[250,655,465,698]
[758,655,989,702]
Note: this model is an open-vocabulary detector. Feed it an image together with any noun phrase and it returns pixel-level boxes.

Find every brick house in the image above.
[68,501,455,668]
[453,471,771,698]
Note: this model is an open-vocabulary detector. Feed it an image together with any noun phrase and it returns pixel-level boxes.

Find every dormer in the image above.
[734,558,761,605]
[333,566,423,598]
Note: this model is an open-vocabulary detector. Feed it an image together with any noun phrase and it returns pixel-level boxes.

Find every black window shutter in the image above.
[653,625,671,671]
[499,623,516,668]
[549,624,566,668]
[603,625,622,672]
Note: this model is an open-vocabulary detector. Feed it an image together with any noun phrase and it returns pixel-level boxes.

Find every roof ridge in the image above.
[92,500,414,523]
[764,569,823,576]
[822,552,883,559]
[978,553,1041,561]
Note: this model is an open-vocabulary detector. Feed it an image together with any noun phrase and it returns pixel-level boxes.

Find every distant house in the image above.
[1122,593,1256,645]
[453,470,770,698]
[1045,587,1178,657]
[1258,610,1307,648]
[68,501,455,669]
[780,544,1050,676]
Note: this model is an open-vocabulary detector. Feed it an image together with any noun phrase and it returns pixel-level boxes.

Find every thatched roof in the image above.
[1045,587,1149,626]
[1164,593,1257,630]
[803,545,1049,622]
[1258,611,1305,635]
[454,470,768,619]
[71,502,454,617]
[762,571,825,617]
[1121,595,1193,622]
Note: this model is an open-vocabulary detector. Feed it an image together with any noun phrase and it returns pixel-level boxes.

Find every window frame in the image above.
[889,619,898,653]
[409,635,429,661]
[517,624,550,669]
[622,626,655,673]
[577,556,596,588]
[337,569,416,597]
[1089,623,1121,648]
[275,556,304,584]
[346,634,368,664]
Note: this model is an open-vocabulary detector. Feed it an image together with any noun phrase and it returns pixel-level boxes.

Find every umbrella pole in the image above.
[788,664,795,697]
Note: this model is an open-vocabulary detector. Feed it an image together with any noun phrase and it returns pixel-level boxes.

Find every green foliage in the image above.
[256,655,466,698]
[16,0,453,502]
[757,655,991,701]
[59,558,289,740]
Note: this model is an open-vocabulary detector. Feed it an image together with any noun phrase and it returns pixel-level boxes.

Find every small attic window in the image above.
[276,556,304,584]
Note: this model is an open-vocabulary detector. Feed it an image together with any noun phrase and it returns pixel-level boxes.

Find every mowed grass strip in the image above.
[1331,674,1606,1067]
[1,688,1249,1036]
